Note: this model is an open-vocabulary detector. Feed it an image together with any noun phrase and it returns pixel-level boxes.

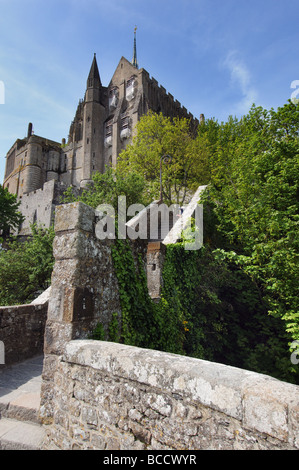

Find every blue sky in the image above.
[0,0,298,183]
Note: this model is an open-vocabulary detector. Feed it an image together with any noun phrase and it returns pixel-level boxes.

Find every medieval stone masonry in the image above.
[3,49,200,235]
[38,201,299,450]
[0,198,298,450]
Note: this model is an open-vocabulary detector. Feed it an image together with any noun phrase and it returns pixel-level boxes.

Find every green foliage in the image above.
[0,224,55,306]
[118,111,209,205]
[111,238,158,348]
[200,101,299,349]
[63,166,150,211]
[0,184,24,242]
[108,312,121,343]
[100,237,297,383]
[73,101,298,383]
[88,322,105,341]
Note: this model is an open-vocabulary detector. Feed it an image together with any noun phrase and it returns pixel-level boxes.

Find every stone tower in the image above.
[81,54,106,188]
[3,35,201,235]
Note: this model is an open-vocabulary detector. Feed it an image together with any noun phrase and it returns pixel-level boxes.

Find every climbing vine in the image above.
[93,238,299,384]
[111,238,158,348]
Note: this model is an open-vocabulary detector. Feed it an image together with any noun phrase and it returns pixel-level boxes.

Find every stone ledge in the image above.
[63,339,299,448]
[54,202,95,233]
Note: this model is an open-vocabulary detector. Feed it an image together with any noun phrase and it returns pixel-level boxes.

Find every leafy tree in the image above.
[0,185,24,242]
[0,224,55,306]
[117,111,209,205]
[160,243,295,383]
[200,101,299,355]
[63,166,150,211]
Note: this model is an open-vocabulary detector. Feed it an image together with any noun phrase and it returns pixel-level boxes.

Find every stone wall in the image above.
[41,339,299,450]
[40,202,125,422]
[18,180,67,236]
[39,200,299,450]
[40,201,151,423]
[0,302,48,367]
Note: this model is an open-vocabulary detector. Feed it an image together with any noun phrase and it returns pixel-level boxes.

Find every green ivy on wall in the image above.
[90,237,298,384]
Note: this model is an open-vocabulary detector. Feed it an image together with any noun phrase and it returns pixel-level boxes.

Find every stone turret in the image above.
[23,135,43,194]
[81,54,106,188]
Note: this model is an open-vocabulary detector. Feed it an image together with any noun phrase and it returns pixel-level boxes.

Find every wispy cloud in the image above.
[223,51,258,115]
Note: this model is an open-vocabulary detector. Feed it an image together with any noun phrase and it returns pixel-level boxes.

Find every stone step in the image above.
[0,389,41,424]
[0,418,45,450]
[0,356,44,450]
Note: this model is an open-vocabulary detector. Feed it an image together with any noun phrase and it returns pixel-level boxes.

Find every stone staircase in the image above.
[0,356,45,450]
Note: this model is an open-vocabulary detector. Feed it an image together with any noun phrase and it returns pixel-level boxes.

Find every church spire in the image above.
[87,53,101,89]
[132,26,138,69]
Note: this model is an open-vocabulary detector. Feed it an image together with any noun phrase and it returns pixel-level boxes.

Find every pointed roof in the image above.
[132,26,138,69]
[87,53,101,88]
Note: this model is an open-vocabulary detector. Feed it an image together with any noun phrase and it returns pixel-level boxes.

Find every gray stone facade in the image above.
[3,52,200,235]
[36,200,299,451]
[40,339,299,450]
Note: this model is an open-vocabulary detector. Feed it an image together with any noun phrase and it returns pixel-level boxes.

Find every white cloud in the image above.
[223,51,258,115]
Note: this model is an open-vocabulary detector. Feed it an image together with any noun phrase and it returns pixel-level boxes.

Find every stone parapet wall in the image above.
[41,339,299,450]
[40,201,124,422]
[0,303,48,367]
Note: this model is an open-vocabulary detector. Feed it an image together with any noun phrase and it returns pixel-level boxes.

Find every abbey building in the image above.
[3,39,201,235]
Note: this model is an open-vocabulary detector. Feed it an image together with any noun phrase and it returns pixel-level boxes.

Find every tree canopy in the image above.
[117,111,210,205]
[52,102,299,382]
[0,224,55,306]
[63,166,150,211]
[200,101,299,349]
[0,184,24,242]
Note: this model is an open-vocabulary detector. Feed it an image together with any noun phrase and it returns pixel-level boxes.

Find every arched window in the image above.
[109,87,119,110]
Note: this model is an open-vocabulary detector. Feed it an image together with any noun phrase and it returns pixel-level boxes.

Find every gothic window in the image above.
[109,87,119,110]
[104,119,113,148]
[126,76,137,101]
[127,76,135,87]
[120,112,131,140]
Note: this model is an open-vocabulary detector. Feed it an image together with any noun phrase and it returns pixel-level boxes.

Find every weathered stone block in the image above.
[242,377,299,443]
[54,202,95,233]
[48,340,298,451]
